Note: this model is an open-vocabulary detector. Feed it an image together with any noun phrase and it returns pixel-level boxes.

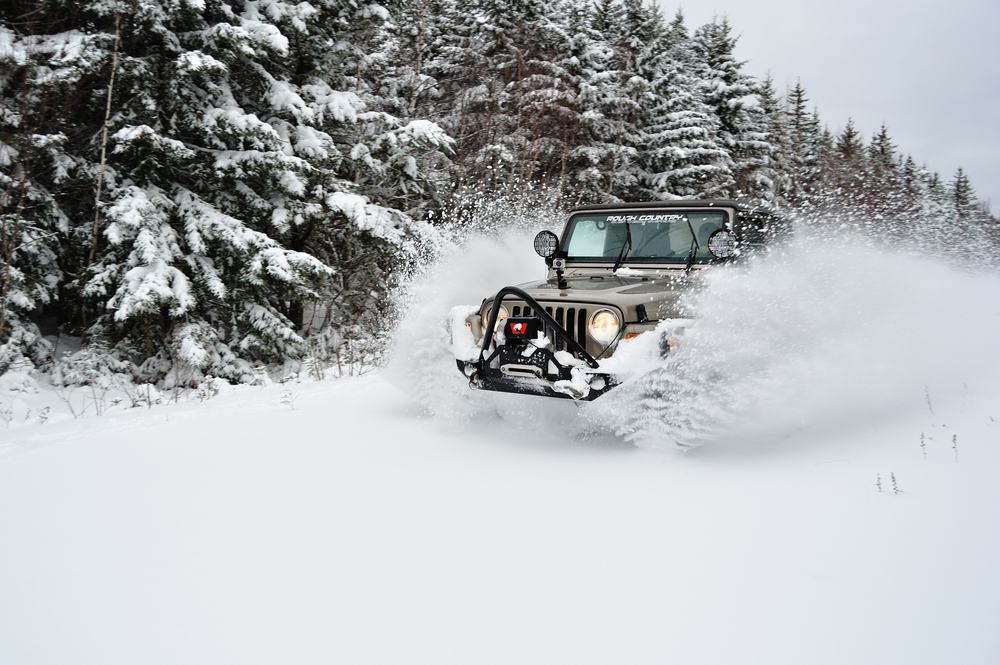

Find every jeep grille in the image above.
[509,303,588,352]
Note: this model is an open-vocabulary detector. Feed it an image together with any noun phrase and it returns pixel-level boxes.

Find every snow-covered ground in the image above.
[2,229,999,664]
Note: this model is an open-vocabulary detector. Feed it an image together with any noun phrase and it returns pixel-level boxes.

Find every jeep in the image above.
[450,200,783,400]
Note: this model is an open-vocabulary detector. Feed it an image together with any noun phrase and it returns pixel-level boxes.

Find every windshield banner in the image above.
[607,214,687,223]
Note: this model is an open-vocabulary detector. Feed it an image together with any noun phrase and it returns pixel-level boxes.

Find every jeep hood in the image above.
[486,271,702,321]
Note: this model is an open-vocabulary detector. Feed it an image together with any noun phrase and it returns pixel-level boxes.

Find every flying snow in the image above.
[388,220,1000,451]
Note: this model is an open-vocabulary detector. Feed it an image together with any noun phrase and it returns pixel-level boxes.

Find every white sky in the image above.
[665,0,1000,215]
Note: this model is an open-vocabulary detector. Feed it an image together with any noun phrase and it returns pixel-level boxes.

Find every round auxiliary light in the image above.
[707,230,738,258]
[588,309,620,345]
[533,230,559,258]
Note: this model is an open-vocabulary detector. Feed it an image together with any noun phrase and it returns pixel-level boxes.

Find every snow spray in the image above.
[589,227,1000,450]
[387,214,1000,451]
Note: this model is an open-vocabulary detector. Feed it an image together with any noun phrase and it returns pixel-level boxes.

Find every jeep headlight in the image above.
[588,309,620,345]
[483,305,509,333]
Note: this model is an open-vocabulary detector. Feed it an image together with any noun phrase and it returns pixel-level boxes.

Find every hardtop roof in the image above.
[569,199,750,213]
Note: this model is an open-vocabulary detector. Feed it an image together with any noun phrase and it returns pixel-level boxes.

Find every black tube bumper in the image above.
[457,358,616,401]
[456,286,618,401]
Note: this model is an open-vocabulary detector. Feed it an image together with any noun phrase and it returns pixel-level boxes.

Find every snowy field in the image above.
[2,230,1000,664]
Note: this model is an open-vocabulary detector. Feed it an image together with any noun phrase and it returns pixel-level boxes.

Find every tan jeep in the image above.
[450,200,783,400]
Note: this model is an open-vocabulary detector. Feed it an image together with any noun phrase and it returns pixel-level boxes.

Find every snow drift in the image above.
[3,217,1000,665]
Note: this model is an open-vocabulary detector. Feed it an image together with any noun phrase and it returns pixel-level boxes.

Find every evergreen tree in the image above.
[582,0,647,201]
[949,167,976,221]
[381,0,451,122]
[499,0,579,190]
[558,0,616,200]
[417,0,492,190]
[834,118,865,164]
[900,155,920,192]
[785,81,810,152]
[591,0,624,35]
[783,81,812,205]
[1,0,451,380]
[868,124,896,169]
[860,123,910,224]
[425,0,575,194]
[639,10,731,199]
[744,73,789,206]
[0,128,62,371]
[691,17,769,199]
[0,5,107,371]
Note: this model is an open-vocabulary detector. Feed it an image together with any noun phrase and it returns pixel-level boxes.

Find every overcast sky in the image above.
[664,0,1000,215]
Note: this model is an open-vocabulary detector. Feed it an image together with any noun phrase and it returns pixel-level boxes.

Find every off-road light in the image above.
[707,230,737,258]
[533,230,559,258]
[588,309,620,345]
[483,305,509,333]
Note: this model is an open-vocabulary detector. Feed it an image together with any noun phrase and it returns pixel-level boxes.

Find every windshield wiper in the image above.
[612,221,632,272]
[684,217,699,273]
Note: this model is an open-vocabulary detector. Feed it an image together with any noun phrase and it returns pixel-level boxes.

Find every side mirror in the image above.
[533,230,559,258]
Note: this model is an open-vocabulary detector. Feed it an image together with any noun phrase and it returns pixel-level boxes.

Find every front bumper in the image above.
[456,358,616,401]
[453,286,618,401]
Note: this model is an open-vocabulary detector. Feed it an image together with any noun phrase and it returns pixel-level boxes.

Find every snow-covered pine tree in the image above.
[0,8,99,372]
[833,118,865,165]
[419,0,591,203]
[579,0,656,201]
[638,9,732,200]
[784,82,808,177]
[428,5,484,177]
[783,81,826,208]
[461,0,578,193]
[415,0,509,193]
[859,123,914,229]
[752,74,792,208]
[867,124,896,172]
[590,0,623,35]
[691,17,769,200]
[555,0,614,201]
[1,0,451,382]
[805,109,833,208]
[945,168,995,232]
[811,118,867,220]
[0,118,62,373]
[502,0,581,191]
[568,0,625,201]
[948,167,977,221]
[381,0,445,123]
[908,164,950,231]
[370,0,461,219]
[336,0,455,219]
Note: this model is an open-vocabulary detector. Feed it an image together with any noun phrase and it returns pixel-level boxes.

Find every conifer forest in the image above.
[1,0,997,385]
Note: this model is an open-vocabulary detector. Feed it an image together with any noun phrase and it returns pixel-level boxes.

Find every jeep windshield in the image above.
[561,210,728,264]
